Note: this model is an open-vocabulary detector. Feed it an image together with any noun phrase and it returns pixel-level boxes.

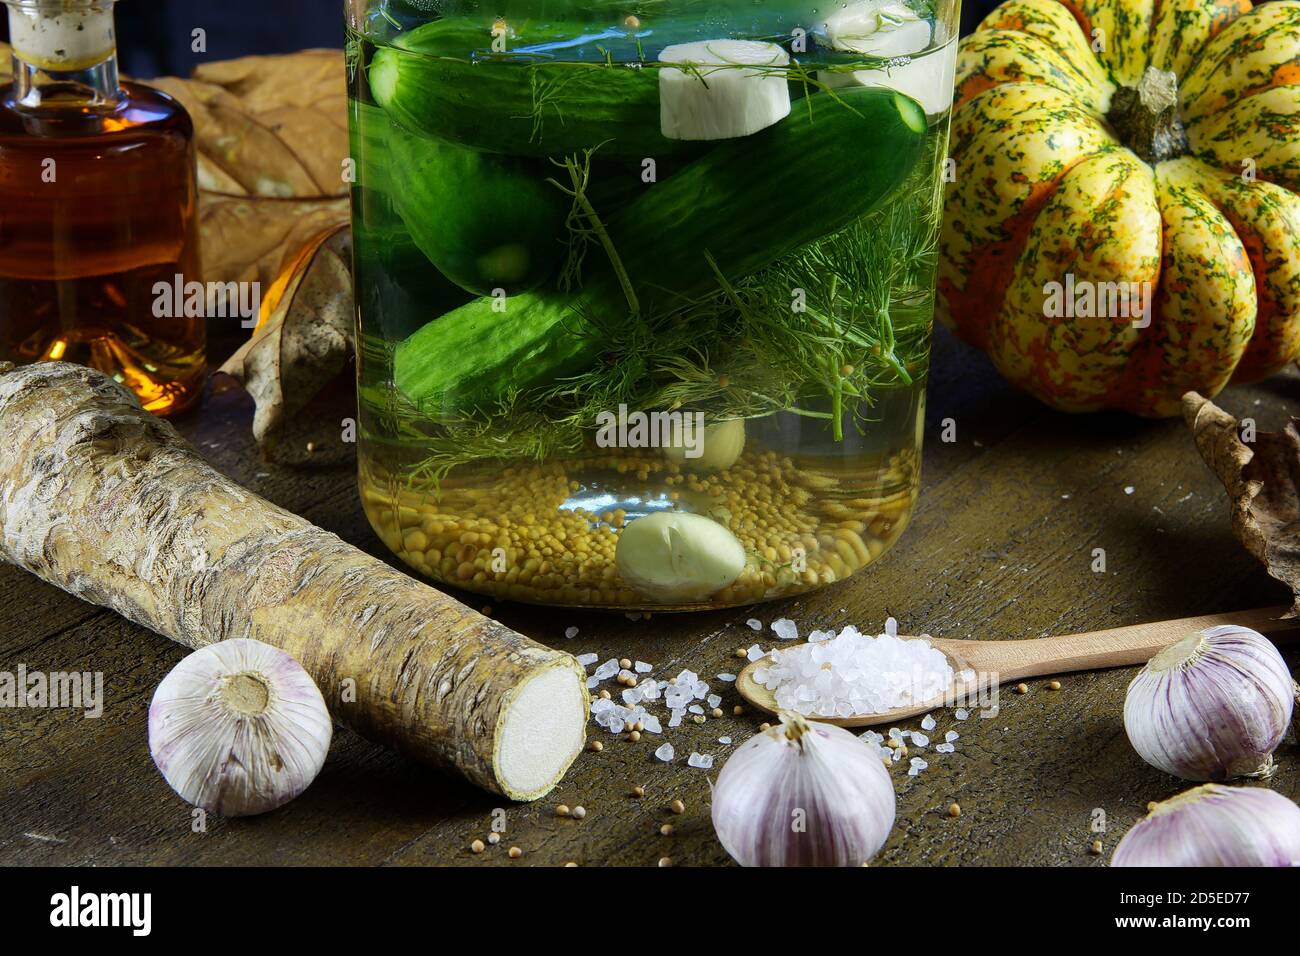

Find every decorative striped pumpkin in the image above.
[939,0,1300,416]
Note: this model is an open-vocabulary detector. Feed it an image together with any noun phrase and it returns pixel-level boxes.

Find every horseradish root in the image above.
[0,362,587,800]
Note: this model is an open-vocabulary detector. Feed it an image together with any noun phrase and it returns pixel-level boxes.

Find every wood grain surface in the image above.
[2,324,1297,867]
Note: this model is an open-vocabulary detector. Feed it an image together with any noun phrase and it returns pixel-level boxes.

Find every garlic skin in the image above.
[711,711,896,866]
[149,639,333,817]
[1124,625,1295,781]
[1112,784,1300,867]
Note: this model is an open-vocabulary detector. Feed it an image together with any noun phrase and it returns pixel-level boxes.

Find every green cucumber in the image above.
[387,125,569,296]
[395,87,929,415]
[369,18,686,159]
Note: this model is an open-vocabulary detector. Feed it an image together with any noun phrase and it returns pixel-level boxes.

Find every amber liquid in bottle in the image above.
[0,58,204,414]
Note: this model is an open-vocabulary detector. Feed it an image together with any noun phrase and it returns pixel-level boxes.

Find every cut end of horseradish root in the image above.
[815,1,956,117]
[658,40,792,141]
[494,662,589,801]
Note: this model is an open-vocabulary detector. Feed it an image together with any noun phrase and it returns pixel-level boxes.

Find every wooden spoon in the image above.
[736,606,1300,727]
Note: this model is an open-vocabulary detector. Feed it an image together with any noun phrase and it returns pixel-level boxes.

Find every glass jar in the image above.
[0,0,204,415]
[347,0,959,609]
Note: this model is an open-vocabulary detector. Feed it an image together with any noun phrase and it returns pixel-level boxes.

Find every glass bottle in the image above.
[0,0,204,414]
[347,0,959,610]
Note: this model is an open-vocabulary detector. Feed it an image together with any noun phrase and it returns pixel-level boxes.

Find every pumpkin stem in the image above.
[1106,66,1189,164]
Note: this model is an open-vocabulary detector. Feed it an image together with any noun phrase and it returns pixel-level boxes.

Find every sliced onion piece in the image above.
[658,40,792,141]
[817,2,955,117]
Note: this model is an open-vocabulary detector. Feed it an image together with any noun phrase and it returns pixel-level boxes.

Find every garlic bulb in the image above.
[1123,625,1295,781]
[149,639,333,816]
[1112,784,1300,867]
[711,711,896,866]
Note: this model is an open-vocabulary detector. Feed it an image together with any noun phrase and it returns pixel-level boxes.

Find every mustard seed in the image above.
[564,861,578,867]
[948,803,961,818]
[556,804,571,817]
[470,839,485,853]
[658,856,673,867]
[1089,840,1103,855]
[628,730,642,742]
[660,823,675,836]
[733,705,744,716]
[508,846,523,859]
[1015,683,1029,694]
[632,785,645,798]
[487,832,500,845]
[590,740,604,752]
[1048,679,1061,691]
[670,799,685,814]
[711,708,723,718]
[572,806,587,820]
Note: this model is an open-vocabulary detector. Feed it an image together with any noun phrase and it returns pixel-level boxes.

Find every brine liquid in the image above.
[348,17,954,609]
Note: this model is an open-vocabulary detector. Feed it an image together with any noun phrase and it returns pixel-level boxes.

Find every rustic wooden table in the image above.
[3,324,1297,867]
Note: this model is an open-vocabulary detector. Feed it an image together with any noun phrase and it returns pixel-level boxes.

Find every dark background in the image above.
[2,0,998,78]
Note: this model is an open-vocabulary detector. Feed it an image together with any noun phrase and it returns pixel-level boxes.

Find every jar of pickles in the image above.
[347,0,959,609]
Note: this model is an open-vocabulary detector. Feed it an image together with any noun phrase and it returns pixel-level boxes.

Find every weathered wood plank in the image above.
[1,327,1296,866]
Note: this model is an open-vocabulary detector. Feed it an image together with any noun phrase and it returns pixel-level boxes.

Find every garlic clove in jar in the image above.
[615,511,746,603]
[662,418,746,472]
[1123,625,1295,782]
[1112,783,1300,867]
[149,639,333,817]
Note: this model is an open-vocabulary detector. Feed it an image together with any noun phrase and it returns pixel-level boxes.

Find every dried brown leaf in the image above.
[1184,391,1300,616]
[147,50,352,289]
[218,223,355,466]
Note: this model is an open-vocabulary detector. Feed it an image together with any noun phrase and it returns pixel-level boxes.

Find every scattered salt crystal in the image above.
[564,626,580,639]
[954,708,970,721]
[594,659,619,681]
[934,742,955,753]
[718,736,732,744]
[586,677,599,689]
[945,731,959,743]
[608,718,625,734]
[911,733,929,747]
[716,673,737,682]
[808,630,835,642]
[655,743,674,762]
[920,713,936,731]
[688,704,704,715]
[577,653,598,667]
[687,752,714,769]
[1124,485,1135,495]
[634,661,653,673]
[622,687,643,705]
[706,694,722,709]
[909,757,926,768]
[617,668,635,682]
[746,618,762,631]
[746,644,765,662]
[641,714,662,734]
[771,618,798,641]
[891,748,903,763]
[668,710,684,728]
[884,617,898,637]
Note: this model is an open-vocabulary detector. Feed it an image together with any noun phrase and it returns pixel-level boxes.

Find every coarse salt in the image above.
[751,624,955,717]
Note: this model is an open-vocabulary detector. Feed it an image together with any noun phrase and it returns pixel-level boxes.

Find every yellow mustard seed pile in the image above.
[361,447,916,608]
